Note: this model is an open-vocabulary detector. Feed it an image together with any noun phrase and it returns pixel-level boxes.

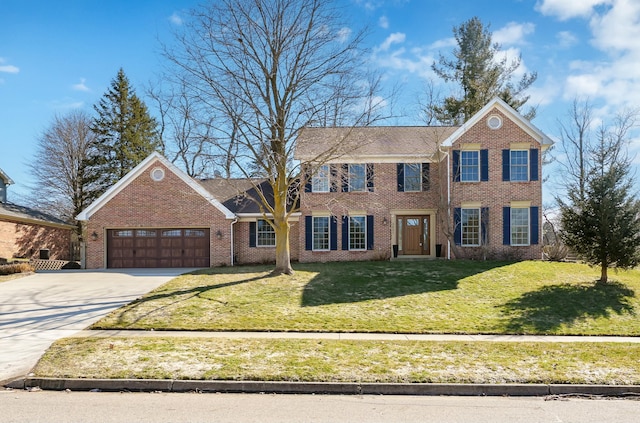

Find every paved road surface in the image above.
[0,269,189,383]
[2,390,640,423]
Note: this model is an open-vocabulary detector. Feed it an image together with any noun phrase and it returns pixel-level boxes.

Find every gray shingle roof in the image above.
[0,202,73,228]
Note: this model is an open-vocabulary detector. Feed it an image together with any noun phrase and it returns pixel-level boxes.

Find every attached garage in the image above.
[107,228,210,268]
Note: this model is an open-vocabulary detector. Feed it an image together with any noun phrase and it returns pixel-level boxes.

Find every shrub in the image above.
[0,262,35,275]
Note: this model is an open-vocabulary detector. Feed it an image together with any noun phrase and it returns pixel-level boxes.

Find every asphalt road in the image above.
[0,269,189,383]
[2,390,640,423]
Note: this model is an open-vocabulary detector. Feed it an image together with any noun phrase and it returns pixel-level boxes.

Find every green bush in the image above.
[0,262,35,275]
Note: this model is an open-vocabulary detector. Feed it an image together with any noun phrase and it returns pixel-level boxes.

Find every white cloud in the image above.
[429,37,456,50]
[169,12,183,26]
[379,15,389,29]
[556,31,578,48]
[337,27,352,43]
[0,58,19,74]
[72,78,90,92]
[377,32,405,52]
[536,0,613,20]
[493,22,535,46]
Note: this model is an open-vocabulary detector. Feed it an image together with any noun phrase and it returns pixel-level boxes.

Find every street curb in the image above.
[6,377,640,397]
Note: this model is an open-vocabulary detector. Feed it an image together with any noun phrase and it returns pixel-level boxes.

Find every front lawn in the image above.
[93,260,640,336]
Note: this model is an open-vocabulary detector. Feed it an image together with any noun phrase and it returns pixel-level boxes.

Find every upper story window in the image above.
[312,165,330,193]
[510,150,529,182]
[257,219,276,247]
[348,164,366,192]
[460,151,479,182]
[404,164,422,192]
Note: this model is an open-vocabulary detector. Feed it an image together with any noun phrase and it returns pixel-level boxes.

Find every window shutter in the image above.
[480,149,489,181]
[330,216,338,250]
[454,208,461,246]
[366,215,374,250]
[397,163,404,192]
[342,164,349,192]
[502,150,510,182]
[530,206,539,245]
[341,216,349,250]
[249,221,257,248]
[304,165,312,192]
[503,207,511,245]
[481,207,489,245]
[330,165,338,192]
[530,149,539,181]
[366,163,374,192]
[304,216,312,250]
[421,163,430,191]
[452,150,460,182]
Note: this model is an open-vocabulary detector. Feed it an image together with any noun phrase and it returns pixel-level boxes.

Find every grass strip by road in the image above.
[92,261,640,336]
[34,337,640,385]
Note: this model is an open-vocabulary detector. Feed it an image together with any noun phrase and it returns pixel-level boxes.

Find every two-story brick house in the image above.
[76,97,551,268]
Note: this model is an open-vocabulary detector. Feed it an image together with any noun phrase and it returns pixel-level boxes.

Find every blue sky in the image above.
[1,0,639,204]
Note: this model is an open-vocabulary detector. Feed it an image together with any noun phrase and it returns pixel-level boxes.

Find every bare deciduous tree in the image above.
[163,0,388,275]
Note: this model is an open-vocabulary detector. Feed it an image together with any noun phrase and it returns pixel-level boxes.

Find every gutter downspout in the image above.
[230,218,238,266]
[447,149,451,260]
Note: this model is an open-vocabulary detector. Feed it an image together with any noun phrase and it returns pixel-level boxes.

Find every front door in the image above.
[398,216,430,255]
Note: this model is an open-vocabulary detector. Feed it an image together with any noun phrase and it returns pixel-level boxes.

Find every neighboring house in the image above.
[76,97,551,269]
[0,168,74,261]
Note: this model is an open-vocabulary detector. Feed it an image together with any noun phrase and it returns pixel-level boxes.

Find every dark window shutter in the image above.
[454,208,461,246]
[342,216,349,250]
[366,215,374,250]
[530,149,539,181]
[530,206,539,245]
[480,149,489,181]
[481,207,489,245]
[330,165,338,192]
[249,221,257,248]
[421,163,430,191]
[305,216,312,250]
[452,150,460,182]
[502,149,510,182]
[304,165,312,192]
[367,163,374,192]
[397,163,404,192]
[342,164,349,192]
[503,207,511,245]
[330,216,338,250]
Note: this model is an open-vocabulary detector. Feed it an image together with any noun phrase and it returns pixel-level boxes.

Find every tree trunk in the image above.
[599,265,608,284]
[273,219,294,276]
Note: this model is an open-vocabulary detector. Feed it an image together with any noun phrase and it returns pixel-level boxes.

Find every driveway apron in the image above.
[0,269,187,384]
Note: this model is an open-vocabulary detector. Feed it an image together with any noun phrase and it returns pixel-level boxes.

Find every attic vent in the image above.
[150,167,165,181]
[487,115,502,130]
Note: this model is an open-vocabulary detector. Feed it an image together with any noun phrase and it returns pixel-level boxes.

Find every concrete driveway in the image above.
[0,268,190,384]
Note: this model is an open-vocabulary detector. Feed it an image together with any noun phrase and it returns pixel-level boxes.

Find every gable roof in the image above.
[441,97,554,148]
[0,202,73,229]
[0,167,14,186]
[76,152,235,221]
[199,178,299,215]
[295,126,458,163]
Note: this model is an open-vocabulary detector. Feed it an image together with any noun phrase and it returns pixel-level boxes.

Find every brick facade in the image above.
[0,219,72,261]
[233,220,300,265]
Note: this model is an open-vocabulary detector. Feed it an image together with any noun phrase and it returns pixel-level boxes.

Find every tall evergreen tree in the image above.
[431,17,537,124]
[86,68,159,200]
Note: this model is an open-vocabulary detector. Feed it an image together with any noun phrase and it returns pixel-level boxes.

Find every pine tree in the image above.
[431,17,537,124]
[86,68,159,200]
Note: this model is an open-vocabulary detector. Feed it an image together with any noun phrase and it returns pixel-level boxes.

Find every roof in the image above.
[0,168,14,185]
[294,126,458,163]
[199,178,298,215]
[0,202,73,229]
[76,152,235,221]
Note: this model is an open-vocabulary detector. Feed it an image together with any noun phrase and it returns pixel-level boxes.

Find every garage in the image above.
[107,228,210,268]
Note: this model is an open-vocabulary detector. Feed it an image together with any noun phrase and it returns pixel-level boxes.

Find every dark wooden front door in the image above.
[107,228,210,268]
[399,216,430,255]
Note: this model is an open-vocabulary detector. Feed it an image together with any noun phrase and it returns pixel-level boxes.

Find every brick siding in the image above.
[0,219,71,261]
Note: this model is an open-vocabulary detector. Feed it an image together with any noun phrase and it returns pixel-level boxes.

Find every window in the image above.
[184,229,206,237]
[312,165,330,192]
[510,150,529,182]
[461,208,480,246]
[113,230,133,237]
[256,219,276,247]
[349,164,366,192]
[460,151,479,182]
[349,216,366,250]
[404,164,422,192]
[162,230,182,237]
[511,208,530,245]
[135,230,156,237]
[312,216,330,251]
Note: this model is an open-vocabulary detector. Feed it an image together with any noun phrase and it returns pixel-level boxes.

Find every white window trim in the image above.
[511,207,530,246]
[349,215,367,251]
[510,150,529,182]
[256,219,276,248]
[312,216,330,251]
[461,207,481,247]
[348,164,366,192]
[460,150,480,182]
[312,165,330,193]
[404,163,422,192]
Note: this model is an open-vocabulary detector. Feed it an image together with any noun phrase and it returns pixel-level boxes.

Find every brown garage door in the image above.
[107,228,210,268]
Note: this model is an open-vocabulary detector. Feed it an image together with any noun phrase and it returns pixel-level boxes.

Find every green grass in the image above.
[93,260,640,336]
[34,336,640,385]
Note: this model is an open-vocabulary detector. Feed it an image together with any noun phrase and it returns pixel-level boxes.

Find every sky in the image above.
[1,0,639,205]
